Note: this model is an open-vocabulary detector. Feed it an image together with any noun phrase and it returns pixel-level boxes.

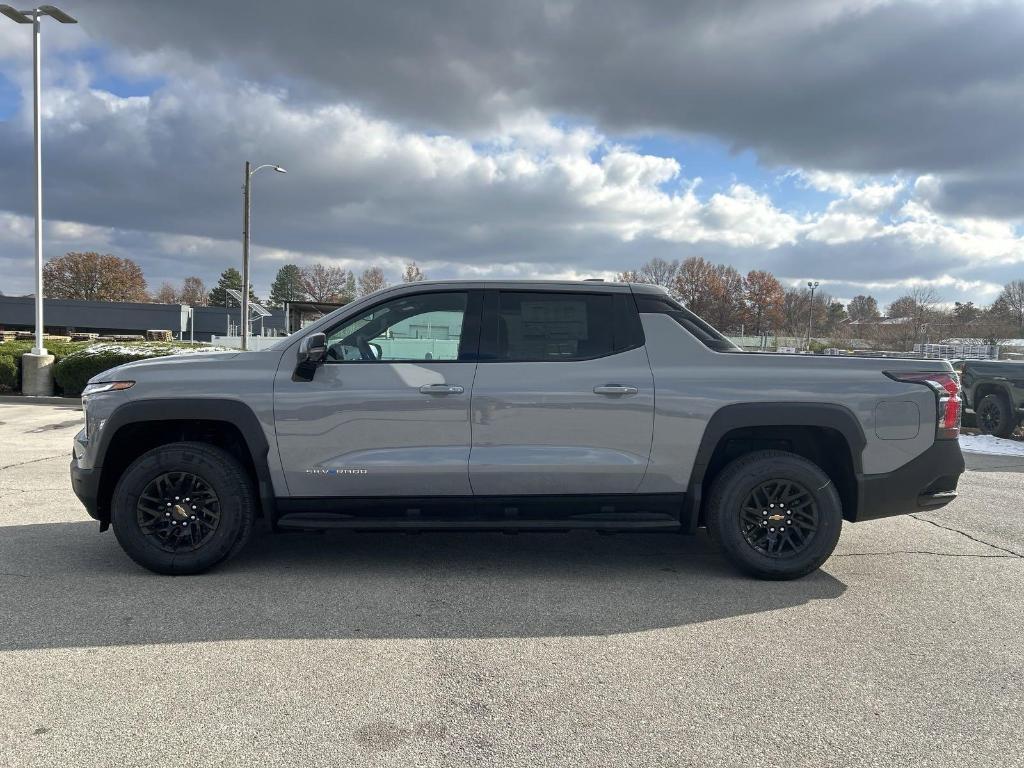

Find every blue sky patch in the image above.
[0,73,20,121]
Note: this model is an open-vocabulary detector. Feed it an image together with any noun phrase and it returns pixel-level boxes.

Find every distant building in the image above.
[0,296,351,342]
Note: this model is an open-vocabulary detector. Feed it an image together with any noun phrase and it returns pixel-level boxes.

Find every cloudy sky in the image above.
[1,0,1023,307]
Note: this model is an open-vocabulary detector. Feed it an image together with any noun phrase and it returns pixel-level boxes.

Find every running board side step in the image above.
[275,514,681,532]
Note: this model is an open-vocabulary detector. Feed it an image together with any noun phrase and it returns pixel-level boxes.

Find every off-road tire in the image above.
[706,450,843,580]
[976,393,1015,438]
[111,442,255,575]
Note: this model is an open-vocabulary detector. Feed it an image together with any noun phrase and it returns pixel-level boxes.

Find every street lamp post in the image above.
[806,280,819,351]
[1,5,77,366]
[241,161,286,350]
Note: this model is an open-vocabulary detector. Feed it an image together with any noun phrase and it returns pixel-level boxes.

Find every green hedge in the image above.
[0,340,229,396]
[0,340,89,394]
[0,352,16,391]
[54,347,157,397]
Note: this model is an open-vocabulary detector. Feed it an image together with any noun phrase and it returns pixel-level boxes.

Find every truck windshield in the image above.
[634,294,741,352]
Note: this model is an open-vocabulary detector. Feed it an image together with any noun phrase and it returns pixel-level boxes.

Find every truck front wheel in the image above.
[111,442,255,575]
[706,450,843,580]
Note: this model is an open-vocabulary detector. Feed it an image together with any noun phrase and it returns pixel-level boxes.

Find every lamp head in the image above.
[0,5,32,22]
[39,5,78,23]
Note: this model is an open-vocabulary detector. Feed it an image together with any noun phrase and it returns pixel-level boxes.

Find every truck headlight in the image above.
[82,381,135,396]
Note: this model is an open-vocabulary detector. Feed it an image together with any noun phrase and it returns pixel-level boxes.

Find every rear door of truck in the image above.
[468,287,655,495]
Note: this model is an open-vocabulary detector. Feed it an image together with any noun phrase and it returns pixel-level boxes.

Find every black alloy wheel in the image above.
[977,394,1013,438]
[706,450,843,580]
[111,442,255,575]
[136,471,222,553]
[739,479,819,558]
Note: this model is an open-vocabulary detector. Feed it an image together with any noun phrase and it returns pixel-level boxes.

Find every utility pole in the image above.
[806,280,819,351]
[242,161,250,350]
[240,161,286,350]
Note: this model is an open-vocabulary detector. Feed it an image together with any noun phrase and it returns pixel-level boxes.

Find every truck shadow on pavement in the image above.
[0,522,846,651]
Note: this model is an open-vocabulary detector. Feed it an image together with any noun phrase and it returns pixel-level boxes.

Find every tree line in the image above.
[619,257,847,336]
[31,251,1024,347]
[38,251,427,308]
[618,257,1024,346]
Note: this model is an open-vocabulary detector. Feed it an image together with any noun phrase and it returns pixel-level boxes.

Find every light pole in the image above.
[1,5,77,363]
[806,280,819,351]
[241,161,286,350]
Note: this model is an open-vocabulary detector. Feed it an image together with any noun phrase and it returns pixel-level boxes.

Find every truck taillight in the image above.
[886,371,962,439]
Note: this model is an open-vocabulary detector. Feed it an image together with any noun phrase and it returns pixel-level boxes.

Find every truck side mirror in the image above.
[293,333,327,381]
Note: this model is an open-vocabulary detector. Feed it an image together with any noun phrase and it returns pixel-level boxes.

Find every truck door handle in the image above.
[419,384,464,395]
[593,385,638,396]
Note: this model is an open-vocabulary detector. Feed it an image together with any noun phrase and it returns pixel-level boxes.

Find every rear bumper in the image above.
[70,456,101,521]
[853,439,965,522]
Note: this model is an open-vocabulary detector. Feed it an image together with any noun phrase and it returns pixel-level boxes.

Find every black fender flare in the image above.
[681,402,866,531]
[95,398,275,521]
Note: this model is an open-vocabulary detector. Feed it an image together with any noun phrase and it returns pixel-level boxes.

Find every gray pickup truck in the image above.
[71,280,965,579]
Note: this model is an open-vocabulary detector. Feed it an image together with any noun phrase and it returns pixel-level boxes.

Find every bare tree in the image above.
[672,256,717,314]
[154,282,179,304]
[707,264,747,331]
[744,270,784,334]
[43,252,149,302]
[358,266,388,296]
[179,276,208,307]
[402,261,426,283]
[847,295,880,323]
[617,258,679,290]
[883,287,942,349]
[638,258,679,288]
[300,263,350,303]
[996,279,1024,331]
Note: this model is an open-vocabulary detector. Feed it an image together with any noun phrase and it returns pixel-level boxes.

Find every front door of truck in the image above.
[274,290,481,497]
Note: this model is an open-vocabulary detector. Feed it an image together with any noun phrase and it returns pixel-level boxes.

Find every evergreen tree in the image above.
[269,264,307,307]
[342,271,357,302]
[208,267,259,307]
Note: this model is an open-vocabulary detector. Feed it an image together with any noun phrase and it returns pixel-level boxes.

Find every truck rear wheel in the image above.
[706,450,843,580]
[976,393,1015,438]
[111,442,255,575]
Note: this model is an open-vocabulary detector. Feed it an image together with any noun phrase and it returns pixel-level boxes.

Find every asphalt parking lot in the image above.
[1,399,1022,768]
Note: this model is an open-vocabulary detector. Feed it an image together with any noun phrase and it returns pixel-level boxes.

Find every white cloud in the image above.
[2,19,1024,309]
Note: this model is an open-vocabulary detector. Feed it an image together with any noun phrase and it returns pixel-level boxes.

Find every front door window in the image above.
[325,292,468,362]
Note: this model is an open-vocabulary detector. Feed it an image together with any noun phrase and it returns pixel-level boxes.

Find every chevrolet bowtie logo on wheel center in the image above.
[767,513,786,522]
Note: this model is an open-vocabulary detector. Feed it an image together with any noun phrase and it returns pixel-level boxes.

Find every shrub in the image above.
[0,352,16,391]
[0,339,90,394]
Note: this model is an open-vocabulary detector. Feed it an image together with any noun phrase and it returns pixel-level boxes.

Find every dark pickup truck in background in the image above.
[956,360,1024,437]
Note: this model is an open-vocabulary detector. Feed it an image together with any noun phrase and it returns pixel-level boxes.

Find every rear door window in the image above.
[496,292,614,361]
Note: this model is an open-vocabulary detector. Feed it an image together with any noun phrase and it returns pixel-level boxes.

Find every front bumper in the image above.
[70,455,102,521]
[853,438,965,522]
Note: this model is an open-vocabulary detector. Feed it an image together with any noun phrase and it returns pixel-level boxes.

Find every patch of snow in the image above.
[72,343,234,357]
[958,434,1024,456]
